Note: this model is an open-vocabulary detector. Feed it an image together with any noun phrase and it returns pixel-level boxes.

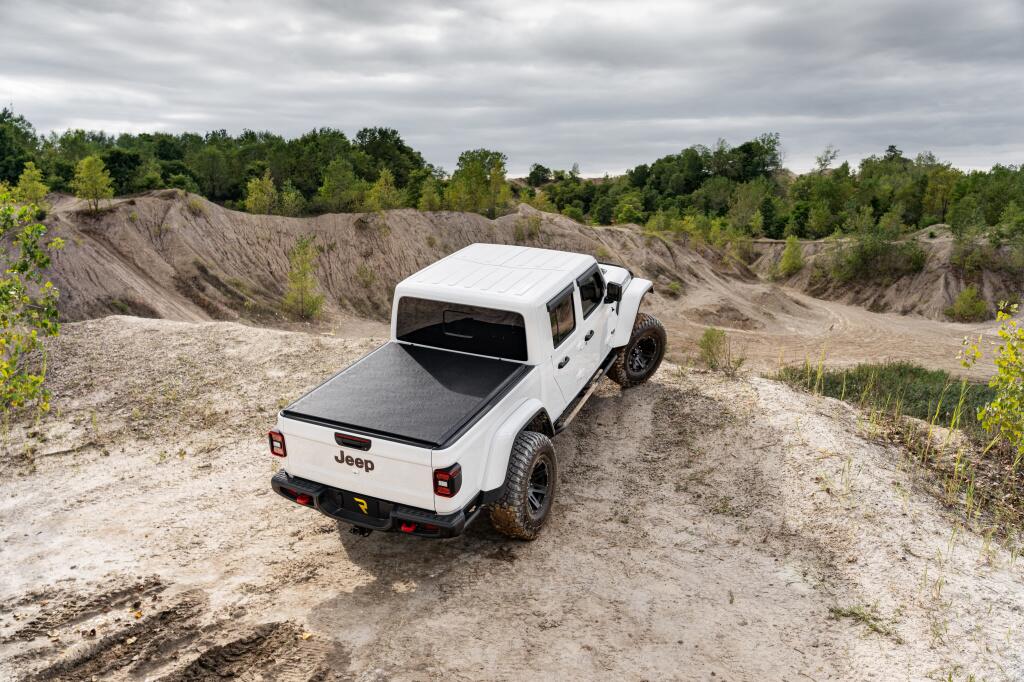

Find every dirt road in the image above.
[1,317,1021,680]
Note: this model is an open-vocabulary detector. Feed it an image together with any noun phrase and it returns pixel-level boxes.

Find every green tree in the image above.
[445,149,510,217]
[417,175,442,211]
[316,157,364,212]
[0,108,37,185]
[364,168,402,211]
[277,181,306,216]
[16,162,48,207]
[0,189,64,412]
[527,163,553,187]
[997,201,1024,237]
[805,202,832,238]
[613,191,645,224]
[244,170,277,214]
[778,235,804,276]
[71,155,114,212]
[922,165,960,224]
[282,235,324,320]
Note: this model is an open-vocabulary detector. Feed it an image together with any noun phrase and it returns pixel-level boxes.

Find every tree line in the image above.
[2,107,1021,251]
[0,108,511,218]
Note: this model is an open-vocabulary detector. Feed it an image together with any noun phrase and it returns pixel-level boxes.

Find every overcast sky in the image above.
[2,0,1022,175]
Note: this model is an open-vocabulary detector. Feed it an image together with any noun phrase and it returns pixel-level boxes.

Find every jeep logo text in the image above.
[335,451,374,472]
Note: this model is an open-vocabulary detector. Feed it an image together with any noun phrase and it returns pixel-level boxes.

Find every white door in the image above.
[547,285,588,405]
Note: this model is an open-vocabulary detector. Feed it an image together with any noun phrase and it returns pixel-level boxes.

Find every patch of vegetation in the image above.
[698,327,744,375]
[777,361,994,437]
[282,235,324,320]
[828,606,902,643]
[355,263,376,288]
[0,189,64,413]
[426,235,437,248]
[186,197,205,216]
[777,235,804,277]
[667,281,682,298]
[824,232,927,284]
[595,245,611,260]
[945,286,989,322]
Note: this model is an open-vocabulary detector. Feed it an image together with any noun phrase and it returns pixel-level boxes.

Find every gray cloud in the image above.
[1,0,1021,174]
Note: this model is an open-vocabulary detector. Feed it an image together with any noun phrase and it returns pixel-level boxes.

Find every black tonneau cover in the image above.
[281,342,531,448]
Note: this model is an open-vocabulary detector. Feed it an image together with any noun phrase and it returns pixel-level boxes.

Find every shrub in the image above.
[962,305,1024,467]
[0,190,64,412]
[828,232,926,284]
[527,215,542,239]
[667,281,682,298]
[562,205,584,223]
[596,246,611,260]
[186,197,205,216]
[778,235,804,277]
[282,235,323,320]
[699,327,744,375]
[945,286,989,322]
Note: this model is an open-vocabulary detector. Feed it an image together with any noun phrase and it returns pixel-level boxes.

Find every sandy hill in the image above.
[751,234,1022,319]
[46,190,755,325]
[41,191,1007,378]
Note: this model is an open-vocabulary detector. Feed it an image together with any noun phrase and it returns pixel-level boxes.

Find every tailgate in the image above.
[277,416,435,511]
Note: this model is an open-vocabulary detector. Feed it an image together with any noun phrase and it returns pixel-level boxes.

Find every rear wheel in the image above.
[489,431,556,540]
[608,312,667,388]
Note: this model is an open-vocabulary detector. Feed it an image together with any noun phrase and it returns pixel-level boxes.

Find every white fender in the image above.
[481,398,548,492]
[610,277,653,347]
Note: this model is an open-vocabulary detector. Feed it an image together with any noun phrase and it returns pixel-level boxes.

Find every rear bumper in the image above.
[271,470,481,538]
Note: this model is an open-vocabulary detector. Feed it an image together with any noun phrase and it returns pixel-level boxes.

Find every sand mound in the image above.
[45,192,754,325]
[751,235,1023,319]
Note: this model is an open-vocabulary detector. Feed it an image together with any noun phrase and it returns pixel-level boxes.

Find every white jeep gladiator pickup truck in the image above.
[269,243,666,540]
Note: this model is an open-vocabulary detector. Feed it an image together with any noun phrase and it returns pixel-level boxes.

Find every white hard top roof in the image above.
[396,243,596,308]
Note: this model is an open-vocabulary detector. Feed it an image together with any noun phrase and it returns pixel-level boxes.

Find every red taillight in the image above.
[295,493,313,506]
[400,522,417,533]
[268,429,286,457]
[433,463,462,497]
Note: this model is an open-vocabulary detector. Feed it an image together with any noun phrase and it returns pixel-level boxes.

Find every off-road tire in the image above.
[607,312,667,388]
[489,431,557,540]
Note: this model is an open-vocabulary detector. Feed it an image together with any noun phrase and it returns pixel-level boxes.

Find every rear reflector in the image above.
[295,493,313,507]
[400,522,417,533]
[433,463,462,497]
[268,429,286,457]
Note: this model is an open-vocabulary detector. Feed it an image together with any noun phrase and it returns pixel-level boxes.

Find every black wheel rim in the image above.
[628,336,659,375]
[527,459,550,517]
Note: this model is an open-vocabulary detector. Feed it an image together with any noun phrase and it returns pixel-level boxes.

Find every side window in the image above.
[547,286,576,349]
[577,268,605,319]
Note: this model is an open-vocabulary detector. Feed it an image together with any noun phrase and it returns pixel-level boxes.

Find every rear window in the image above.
[396,297,528,361]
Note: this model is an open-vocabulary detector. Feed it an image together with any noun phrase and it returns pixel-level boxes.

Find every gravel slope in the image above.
[1,316,1021,681]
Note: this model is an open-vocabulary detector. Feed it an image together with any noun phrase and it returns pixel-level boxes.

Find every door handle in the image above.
[558,357,570,369]
[584,330,595,342]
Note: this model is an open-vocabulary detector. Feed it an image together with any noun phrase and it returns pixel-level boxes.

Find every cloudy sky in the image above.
[2,0,1022,175]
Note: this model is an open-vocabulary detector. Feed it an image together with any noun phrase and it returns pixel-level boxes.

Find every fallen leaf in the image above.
[133,611,142,619]
[126,636,137,645]
[300,631,313,641]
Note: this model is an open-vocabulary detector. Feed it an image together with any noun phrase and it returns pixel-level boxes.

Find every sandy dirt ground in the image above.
[2,317,1021,681]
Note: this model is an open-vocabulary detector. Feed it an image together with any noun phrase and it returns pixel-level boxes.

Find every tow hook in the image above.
[349,526,373,537]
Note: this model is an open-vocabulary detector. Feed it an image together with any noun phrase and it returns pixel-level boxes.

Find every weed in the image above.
[129,211,138,223]
[426,235,437,248]
[698,327,745,376]
[828,605,902,643]
[667,281,682,298]
[596,246,611,260]
[355,263,376,288]
[186,198,205,216]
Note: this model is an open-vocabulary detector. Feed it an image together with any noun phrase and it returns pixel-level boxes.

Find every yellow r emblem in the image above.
[353,497,368,514]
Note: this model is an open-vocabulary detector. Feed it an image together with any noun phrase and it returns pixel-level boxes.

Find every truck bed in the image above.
[281,342,531,448]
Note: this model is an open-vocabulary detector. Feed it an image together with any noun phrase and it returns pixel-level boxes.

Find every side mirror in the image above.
[604,282,623,304]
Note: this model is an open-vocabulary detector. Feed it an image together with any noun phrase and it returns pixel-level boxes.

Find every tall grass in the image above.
[776,361,994,438]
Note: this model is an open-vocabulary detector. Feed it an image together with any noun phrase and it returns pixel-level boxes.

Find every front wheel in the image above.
[489,431,556,540]
[607,312,667,388]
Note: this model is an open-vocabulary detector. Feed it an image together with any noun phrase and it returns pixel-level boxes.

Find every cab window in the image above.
[577,267,605,319]
[547,286,575,348]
